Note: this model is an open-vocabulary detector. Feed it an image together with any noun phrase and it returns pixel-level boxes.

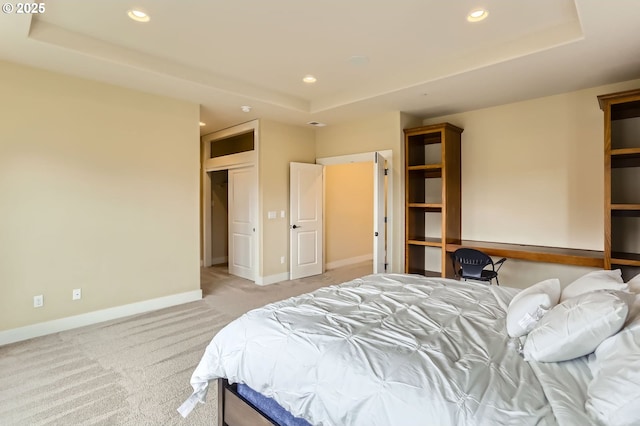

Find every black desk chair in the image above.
[451,248,506,285]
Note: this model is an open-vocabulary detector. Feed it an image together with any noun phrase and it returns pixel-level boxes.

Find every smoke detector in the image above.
[307,121,327,127]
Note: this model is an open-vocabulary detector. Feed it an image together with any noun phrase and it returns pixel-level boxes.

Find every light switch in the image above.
[268,211,276,219]
[280,210,286,218]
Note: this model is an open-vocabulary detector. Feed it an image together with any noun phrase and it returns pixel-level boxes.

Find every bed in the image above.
[179,272,640,426]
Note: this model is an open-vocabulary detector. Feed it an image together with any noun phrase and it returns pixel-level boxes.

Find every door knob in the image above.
[291,224,301,229]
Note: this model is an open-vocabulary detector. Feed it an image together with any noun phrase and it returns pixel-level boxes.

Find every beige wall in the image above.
[259,120,316,278]
[325,162,373,266]
[423,78,640,288]
[316,112,418,273]
[0,61,201,330]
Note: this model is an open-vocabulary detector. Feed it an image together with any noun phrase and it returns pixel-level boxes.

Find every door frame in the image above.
[373,151,387,273]
[201,120,259,283]
[316,150,393,273]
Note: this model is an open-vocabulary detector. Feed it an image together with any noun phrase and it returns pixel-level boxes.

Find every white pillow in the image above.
[624,274,640,326]
[586,319,640,425]
[624,293,640,327]
[592,315,640,367]
[627,273,640,294]
[560,269,627,302]
[522,290,630,362]
[506,278,561,337]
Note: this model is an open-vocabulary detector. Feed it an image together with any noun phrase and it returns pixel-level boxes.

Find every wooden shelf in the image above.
[408,203,443,212]
[611,147,640,157]
[404,122,463,137]
[611,203,640,210]
[407,268,442,277]
[408,164,443,178]
[611,204,640,217]
[445,240,604,268]
[599,88,640,272]
[404,123,462,278]
[598,89,640,114]
[408,164,442,171]
[611,252,640,267]
[611,99,640,120]
[611,148,640,168]
[408,238,442,247]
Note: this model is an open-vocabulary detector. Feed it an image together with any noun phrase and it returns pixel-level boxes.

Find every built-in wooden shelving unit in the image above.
[598,88,640,278]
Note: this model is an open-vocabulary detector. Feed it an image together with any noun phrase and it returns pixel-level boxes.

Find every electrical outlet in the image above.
[280,256,285,264]
[72,288,82,300]
[33,295,43,308]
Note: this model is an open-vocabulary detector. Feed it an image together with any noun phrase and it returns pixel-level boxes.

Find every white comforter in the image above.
[181,274,591,425]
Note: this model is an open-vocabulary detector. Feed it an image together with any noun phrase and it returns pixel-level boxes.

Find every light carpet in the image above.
[0,262,372,425]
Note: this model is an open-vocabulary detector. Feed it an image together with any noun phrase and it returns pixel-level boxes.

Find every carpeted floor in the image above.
[0,262,372,425]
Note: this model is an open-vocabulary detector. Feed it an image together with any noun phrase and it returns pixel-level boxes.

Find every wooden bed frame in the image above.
[217,378,281,426]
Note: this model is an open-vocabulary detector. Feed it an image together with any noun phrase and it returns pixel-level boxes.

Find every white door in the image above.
[228,167,255,280]
[290,162,323,279]
[373,152,387,273]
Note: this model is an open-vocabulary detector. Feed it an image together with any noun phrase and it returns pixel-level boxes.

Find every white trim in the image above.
[316,151,376,166]
[315,150,393,273]
[255,272,289,286]
[0,290,203,346]
[203,151,256,172]
[326,254,373,270]
[202,120,258,142]
[202,120,258,172]
[201,120,260,282]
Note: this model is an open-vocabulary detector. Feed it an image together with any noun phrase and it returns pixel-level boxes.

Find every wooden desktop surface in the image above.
[445,240,604,268]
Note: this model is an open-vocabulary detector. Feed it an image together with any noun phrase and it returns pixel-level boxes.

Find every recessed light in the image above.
[467,9,488,22]
[199,122,206,127]
[303,75,317,84]
[127,9,150,22]
[307,121,326,127]
[240,106,252,113]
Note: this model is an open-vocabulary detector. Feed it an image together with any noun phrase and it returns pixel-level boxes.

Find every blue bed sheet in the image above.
[236,383,312,426]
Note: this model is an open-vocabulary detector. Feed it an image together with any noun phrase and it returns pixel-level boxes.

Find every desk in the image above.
[445,240,604,268]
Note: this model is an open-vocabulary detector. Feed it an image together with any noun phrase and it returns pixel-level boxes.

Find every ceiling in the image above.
[1,0,640,135]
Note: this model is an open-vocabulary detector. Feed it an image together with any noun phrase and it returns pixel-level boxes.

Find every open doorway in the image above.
[209,170,228,266]
[203,164,258,281]
[324,162,375,269]
[317,150,392,275]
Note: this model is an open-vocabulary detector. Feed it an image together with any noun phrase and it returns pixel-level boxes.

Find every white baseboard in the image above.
[0,289,203,346]
[255,272,289,286]
[210,256,228,265]
[253,255,372,286]
[326,254,373,270]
